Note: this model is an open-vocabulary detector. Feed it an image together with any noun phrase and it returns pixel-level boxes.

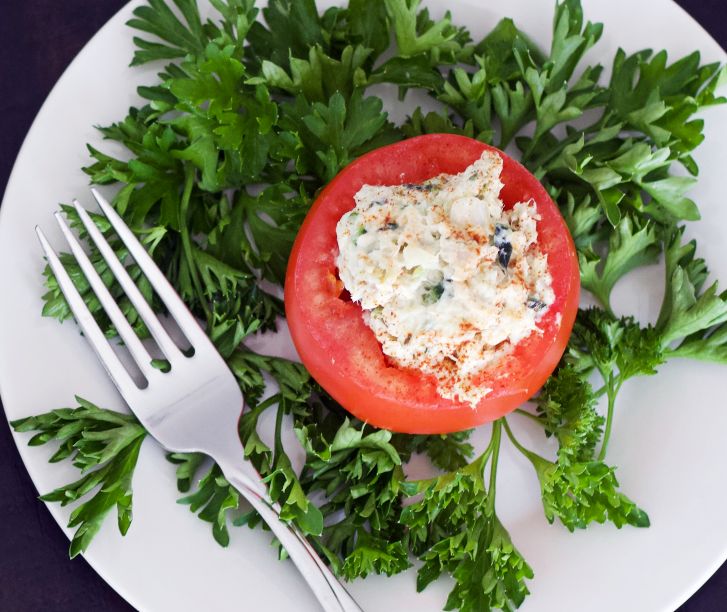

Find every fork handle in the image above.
[218,463,363,612]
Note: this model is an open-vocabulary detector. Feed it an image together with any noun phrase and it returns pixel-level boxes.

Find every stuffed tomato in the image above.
[285,134,579,434]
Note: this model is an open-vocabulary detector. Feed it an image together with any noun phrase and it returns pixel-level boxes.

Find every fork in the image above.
[35,189,362,612]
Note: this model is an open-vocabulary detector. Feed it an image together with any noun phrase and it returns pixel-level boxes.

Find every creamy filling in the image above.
[335,151,554,407]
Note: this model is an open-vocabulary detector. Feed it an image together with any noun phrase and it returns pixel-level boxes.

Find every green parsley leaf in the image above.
[367,55,445,91]
[296,415,407,579]
[669,322,727,363]
[473,17,545,84]
[569,308,664,382]
[547,0,603,91]
[400,107,478,140]
[384,0,469,64]
[281,90,400,182]
[11,398,146,558]
[402,423,533,611]
[606,49,726,153]
[534,364,603,461]
[532,451,649,530]
[265,445,324,536]
[127,0,208,65]
[656,227,727,348]
[247,0,325,70]
[658,267,727,347]
[177,461,241,547]
[578,215,660,312]
[437,60,495,141]
[167,451,206,492]
[339,532,411,580]
[556,191,604,249]
[129,0,257,66]
[409,430,475,472]
[261,44,370,103]
[504,421,648,531]
[341,0,391,61]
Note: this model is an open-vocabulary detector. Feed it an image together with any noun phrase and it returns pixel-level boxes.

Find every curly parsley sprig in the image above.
[402,421,534,611]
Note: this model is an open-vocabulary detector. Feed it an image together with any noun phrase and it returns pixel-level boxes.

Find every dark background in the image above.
[0,1,725,610]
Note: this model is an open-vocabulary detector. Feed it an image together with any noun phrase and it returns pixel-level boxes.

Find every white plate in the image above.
[1,1,726,610]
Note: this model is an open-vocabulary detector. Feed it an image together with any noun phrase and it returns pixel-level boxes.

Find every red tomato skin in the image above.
[285,134,580,434]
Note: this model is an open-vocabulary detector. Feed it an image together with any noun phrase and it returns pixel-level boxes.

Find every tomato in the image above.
[285,134,579,434]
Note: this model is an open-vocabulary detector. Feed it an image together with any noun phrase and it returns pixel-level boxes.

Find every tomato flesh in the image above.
[285,134,579,434]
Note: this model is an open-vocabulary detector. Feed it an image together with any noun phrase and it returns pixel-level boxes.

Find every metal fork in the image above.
[35,189,362,612]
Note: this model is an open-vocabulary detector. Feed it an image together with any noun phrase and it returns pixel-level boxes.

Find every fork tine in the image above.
[35,226,139,399]
[54,211,158,381]
[72,200,184,364]
[91,188,210,352]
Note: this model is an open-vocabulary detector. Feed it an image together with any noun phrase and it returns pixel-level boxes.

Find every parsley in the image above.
[661,228,727,363]
[505,428,650,531]
[422,281,445,305]
[578,215,660,315]
[402,422,533,611]
[280,89,400,182]
[384,0,470,64]
[12,0,727,610]
[656,228,727,347]
[11,398,146,558]
[565,308,664,460]
[407,429,475,471]
[172,457,241,546]
[533,364,603,461]
[297,414,409,578]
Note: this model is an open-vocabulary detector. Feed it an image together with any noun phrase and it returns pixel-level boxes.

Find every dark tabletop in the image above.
[1,1,726,611]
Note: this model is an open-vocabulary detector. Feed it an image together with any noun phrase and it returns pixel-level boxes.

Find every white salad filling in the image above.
[335,150,554,407]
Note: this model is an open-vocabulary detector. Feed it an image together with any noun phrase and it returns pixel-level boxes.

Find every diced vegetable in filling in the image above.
[335,151,554,407]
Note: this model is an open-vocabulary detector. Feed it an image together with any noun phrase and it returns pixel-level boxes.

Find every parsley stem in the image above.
[242,393,278,426]
[273,396,285,463]
[523,114,607,167]
[178,164,210,322]
[514,408,542,424]
[502,418,533,460]
[486,420,502,514]
[597,373,621,461]
[407,429,496,488]
[594,371,625,399]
